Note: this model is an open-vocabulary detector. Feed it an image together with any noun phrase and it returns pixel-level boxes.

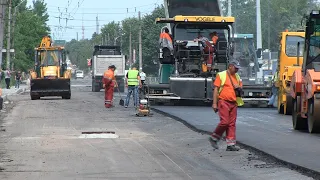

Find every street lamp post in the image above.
[114,36,121,46]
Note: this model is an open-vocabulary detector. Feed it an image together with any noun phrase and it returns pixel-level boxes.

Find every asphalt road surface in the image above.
[0,78,315,180]
[152,105,320,175]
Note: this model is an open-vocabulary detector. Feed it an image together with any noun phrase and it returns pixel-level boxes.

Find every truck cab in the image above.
[277,31,305,114]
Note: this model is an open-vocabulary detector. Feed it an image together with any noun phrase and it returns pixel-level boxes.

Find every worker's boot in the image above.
[226,145,240,151]
[208,136,219,149]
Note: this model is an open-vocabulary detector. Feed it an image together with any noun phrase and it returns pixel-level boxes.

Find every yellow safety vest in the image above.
[217,70,244,107]
[272,71,279,82]
[127,70,139,86]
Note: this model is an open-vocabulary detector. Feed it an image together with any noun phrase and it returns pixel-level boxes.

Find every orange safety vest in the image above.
[160,32,172,42]
[103,69,115,81]
[212,36,218,45]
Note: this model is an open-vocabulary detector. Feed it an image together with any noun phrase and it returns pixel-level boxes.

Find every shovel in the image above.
[115,81,124,106]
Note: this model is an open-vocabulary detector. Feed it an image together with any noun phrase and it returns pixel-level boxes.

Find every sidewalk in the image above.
[1,80,29,102]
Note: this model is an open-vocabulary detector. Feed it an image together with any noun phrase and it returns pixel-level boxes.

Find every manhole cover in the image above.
[79,131,119,139]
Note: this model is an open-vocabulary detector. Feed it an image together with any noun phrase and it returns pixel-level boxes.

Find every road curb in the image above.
[151,107,320,179]
[2,87,27,102]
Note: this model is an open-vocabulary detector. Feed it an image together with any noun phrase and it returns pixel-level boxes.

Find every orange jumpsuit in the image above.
[212,35,218,46]
[211,73,243,146]
[198,37,214,71]
[102,69,115,108]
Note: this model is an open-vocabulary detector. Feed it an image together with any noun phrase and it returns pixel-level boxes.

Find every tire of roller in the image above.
[285,94,292,115]
[307,97,320,133]
[292,96,308,130]
[278,98,284,114]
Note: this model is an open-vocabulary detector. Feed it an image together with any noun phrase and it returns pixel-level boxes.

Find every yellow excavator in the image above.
[276,30,305,114]
[29,36,71,100]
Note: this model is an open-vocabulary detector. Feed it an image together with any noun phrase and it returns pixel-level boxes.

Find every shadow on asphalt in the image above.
[150,99,273,109]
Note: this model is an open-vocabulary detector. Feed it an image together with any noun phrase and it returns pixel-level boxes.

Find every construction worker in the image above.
[209,59,244,151]
[159,27,173,57]
[102,65,116,108]
[125,67,142,108]
[140,71,146,85]
[268,70,279,107]
[210,31,219,47]
[194,34,214,72]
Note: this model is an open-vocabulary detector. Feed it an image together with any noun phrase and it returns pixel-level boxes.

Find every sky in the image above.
[27,0,162,41]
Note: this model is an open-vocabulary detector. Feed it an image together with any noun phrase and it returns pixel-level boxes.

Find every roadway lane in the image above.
[0,78,314,180]
[152,106,320,173]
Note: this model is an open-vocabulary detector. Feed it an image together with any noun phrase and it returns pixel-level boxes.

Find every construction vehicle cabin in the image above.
[30,36,71,100]
[147,15,235,103]
[233,33,271,106]
[277,30,305,115]
[290,10,320,133]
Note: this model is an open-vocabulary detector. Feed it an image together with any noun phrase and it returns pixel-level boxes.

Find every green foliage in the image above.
[220,0,318,51]
[65,39,93,71]
[4,0,50,72]
[140,5,165,74]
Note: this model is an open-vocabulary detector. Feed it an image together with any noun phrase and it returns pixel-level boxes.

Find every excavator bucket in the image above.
[30,78,71,99]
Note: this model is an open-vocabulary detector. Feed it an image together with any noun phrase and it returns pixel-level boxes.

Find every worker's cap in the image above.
[109,65,116,69]
[229,59,241,69]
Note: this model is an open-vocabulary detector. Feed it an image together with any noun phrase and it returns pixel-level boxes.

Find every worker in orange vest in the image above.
[194,34,214,72]
[159,27,173,56]
[102,65,116,108]
[210,31,219,47]
[209,59,243,151]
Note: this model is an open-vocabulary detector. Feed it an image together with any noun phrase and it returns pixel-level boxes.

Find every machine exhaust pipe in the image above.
[296,42,300,66]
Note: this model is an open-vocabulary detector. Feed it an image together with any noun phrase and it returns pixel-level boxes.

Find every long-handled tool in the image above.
[115,81,124,106]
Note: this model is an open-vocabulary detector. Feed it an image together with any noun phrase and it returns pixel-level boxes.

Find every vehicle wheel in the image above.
[292,96,307,130]
[277,99,284,114]
[307,97,320,133]
[62,94,71,99]
[92,85,100,92]
[285,94,292,115]
[92,85,98,92]
[31,95,40,100]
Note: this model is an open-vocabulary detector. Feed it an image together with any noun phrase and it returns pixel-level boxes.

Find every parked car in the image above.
[76,70,84,79]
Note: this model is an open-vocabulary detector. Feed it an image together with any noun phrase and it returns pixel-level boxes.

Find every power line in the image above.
[46,2,160,10]
[48,10,144,15]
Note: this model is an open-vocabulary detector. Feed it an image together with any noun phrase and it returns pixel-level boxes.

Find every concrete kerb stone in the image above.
[151,107,320,180]
[2,87,27,104]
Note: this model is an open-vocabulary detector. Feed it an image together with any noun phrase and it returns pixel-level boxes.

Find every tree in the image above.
[140,5,165,74]
[100,21,122,46]
[5,0,51,71]
[220,0,315,51]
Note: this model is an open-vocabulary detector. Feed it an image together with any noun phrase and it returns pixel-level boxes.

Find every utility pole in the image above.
[138,11,142,72]
[256,0,262,53]
[227,0,231,16]
[11,5,18,71]
[6,0,12,70]
[77,32,78,41]
[0,1,7,68]
[96,15,99,34]
[82,15,84,40]
[267,0,271,71]
[129,29,132,68]
[107,33,110,45]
